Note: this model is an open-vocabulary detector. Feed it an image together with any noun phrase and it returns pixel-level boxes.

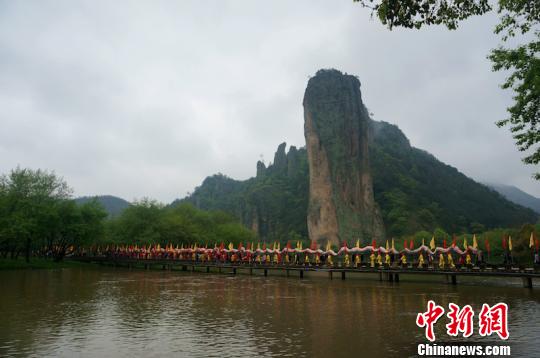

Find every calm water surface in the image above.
[0,267,539,357]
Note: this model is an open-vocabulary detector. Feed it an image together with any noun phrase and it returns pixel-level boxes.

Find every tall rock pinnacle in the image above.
[303,69,385,246]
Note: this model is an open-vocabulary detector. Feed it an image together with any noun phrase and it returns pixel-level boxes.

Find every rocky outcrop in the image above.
[273,142,288,172]
[256,160,266,178]
[287,146,300,177]
[303,69,385,246]
[218,142,310,239]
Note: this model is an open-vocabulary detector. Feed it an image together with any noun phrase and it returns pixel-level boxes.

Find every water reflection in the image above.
[0,268,538,357]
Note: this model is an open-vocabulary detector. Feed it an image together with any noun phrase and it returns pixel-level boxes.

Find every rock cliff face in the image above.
[303,69,385,245]
[256,160,266,178]
[273,142,288,172]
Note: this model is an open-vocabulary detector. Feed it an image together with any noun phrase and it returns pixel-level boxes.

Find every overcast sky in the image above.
[1,0,538,202]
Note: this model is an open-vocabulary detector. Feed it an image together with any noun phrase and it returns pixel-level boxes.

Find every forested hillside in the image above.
[370,121,537,236]
[177,119,537,243]
[174,144,309,242]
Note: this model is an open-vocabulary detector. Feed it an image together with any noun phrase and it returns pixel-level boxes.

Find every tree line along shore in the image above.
[1,167,539,269]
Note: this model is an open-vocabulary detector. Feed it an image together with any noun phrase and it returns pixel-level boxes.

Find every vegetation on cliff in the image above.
[370,120,538,236]
[181,69,537,244]
[181,119,538,242]
[176,145,309,243]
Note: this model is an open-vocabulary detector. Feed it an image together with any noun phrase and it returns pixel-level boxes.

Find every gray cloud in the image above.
[0,0,538,202]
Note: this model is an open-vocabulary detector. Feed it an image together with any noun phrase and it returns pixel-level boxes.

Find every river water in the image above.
[0,267,538,357]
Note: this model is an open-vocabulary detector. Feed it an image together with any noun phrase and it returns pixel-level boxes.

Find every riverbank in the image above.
[0,258,92,270]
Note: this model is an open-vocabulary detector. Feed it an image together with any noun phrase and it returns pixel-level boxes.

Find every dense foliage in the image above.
[177,146,309,243]
[370,121,538,236]
[0,166,536,264]
[355,0,540,179]
[355,0,491,30]
[384,223,539,264]
[0,168,254,261]
[181,120,538,241]
[0,168,107,261]
[104,199,256,247]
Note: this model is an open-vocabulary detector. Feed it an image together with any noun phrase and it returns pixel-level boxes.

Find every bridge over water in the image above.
[74,256,539,289]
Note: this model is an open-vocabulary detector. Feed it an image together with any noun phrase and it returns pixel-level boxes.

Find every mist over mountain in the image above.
[484,183,540,214]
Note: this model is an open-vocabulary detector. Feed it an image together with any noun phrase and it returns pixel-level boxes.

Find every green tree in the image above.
[107,198,164,245]
[104,200,257,248]
[47,199,107,261]
[490,1,540,178]
[355,0,540,178]
[515,223,536,255]
[414,230,431,243]
[470,222,486,234]
[0,168,72,261]
[433,227,450,240]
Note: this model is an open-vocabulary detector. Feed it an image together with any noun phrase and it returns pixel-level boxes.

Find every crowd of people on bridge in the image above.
[76,235,524,270]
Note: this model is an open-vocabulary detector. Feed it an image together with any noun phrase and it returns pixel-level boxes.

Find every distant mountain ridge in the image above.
[485,183,540,214]
[75,195,130,217]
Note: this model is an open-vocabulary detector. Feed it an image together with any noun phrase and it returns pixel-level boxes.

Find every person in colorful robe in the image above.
[439,253,445,269]
[447,253,455,269]
[400,253,407,267]
[344,254,350,268]
[418,253,425,268]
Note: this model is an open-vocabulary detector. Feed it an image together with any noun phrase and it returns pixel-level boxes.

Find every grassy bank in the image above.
[0,257,91,270]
